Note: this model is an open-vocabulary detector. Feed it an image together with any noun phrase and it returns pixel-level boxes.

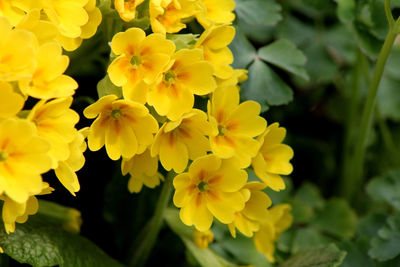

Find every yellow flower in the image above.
[57,0,102,51]
[121,149,163,193]
[28,97,79,168]
[252,123,294,191]
[150,0,202,35]
[19,42,78,99]
[108,27,175,89]
[151,109,211,173]
[173,154,247,231]
[54,128,88,196]
[115,0,145,22]
[16,8,58,44]
[63,208,83,233]
[228,182,271,238]
[0,82,24,119]
[217,68,248,88]
[147,48,216,120]
[84,94,159,160]
[0,182,52,234]
[41,0,90,39]
[195,24,235,79]
[208,86,266,168]
[0,17,37,82]
[193,229,214,249]
[254,204,293,263]
[0,118,52,203]
[196,0,235,29]
[0,0,26,25]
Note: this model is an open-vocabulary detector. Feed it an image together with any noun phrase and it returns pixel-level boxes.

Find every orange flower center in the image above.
[164,71,176,84]
[217,125,227,136]
[0,151,8,162]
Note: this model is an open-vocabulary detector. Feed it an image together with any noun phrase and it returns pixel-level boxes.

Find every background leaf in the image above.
[235,0,282,27]
[369,214,400,261]
[258,39,309,80]
[280,244,347,267]
[0,217,123,267]
[366,170,400,211]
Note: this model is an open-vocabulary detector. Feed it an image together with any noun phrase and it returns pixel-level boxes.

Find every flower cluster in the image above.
[82,0,294,261]
[0,1,102,233]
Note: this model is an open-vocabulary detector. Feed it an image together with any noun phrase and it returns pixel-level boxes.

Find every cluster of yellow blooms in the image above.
[0,0,101,233]
[84,0,294,262]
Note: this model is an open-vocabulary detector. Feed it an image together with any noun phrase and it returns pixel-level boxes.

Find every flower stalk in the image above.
[344,6,400,200]
[129,171,174,267]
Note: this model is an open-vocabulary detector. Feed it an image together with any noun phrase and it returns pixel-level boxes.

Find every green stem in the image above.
[345,24,399,200]
[129,172,175,267]
[340,50,363,193]
[385,0,395,27]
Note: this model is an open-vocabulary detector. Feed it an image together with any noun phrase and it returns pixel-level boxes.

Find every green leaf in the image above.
[377,76,400,122]
[167,33,198,51]
[295,183,325,211]
[369,214,400,261]
[312,199,357,239]
[164,208,235,267]
[97,75,123,99]
[229,28,256,69]
[368,0,388,40]
[352,21,383,59]
[339,239,375,267]
[0,217,123,267]
[366,170,400,211]
[357,212,387,239]
[242,59,293,111]
[291,227,333,254]
[235,0,282,27]
[335,0,356,24]
[281,244,347,267]
[258,39,309,80]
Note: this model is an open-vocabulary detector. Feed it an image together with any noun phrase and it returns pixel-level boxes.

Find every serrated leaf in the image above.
[366,170,400,210]
[312,199,357,239]
[235,0,282,27]
[164,208,235,267]
[229,27,257,69]
[97,75,123,99]
[281,244,347,267]
[335,0,355,24]
[242,59,293,111]
[0,217,123,267]
[258,39,309,80]
[369,214,400,261]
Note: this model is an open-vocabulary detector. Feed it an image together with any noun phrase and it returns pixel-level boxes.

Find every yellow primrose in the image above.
[147,48,216,120]
[28,97,80,168]
[16,8,58,45]
[151,109,211,173]
[0,17,37,82]
[173,154,247,231]
[254,204,293,262]
[54,128,88,196]
[84,94,159,160]
[108,27,175,89]
[217,69,248,88]
[41,0,89,39]
[0,82,24,119]
[150,0,202,35]
[252,123,294,191]
[193,229,214,249]
[115,0,145,22]
[196,0,235,29]
[57,0,102,51]
[195,24,235,79]
[208,86,266,168]
[121,149,163,193]
[0,182,52,233]
[0,0,27,25]
[19,42,78,99]
[228,182,271,238]
[0,118,52,203]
